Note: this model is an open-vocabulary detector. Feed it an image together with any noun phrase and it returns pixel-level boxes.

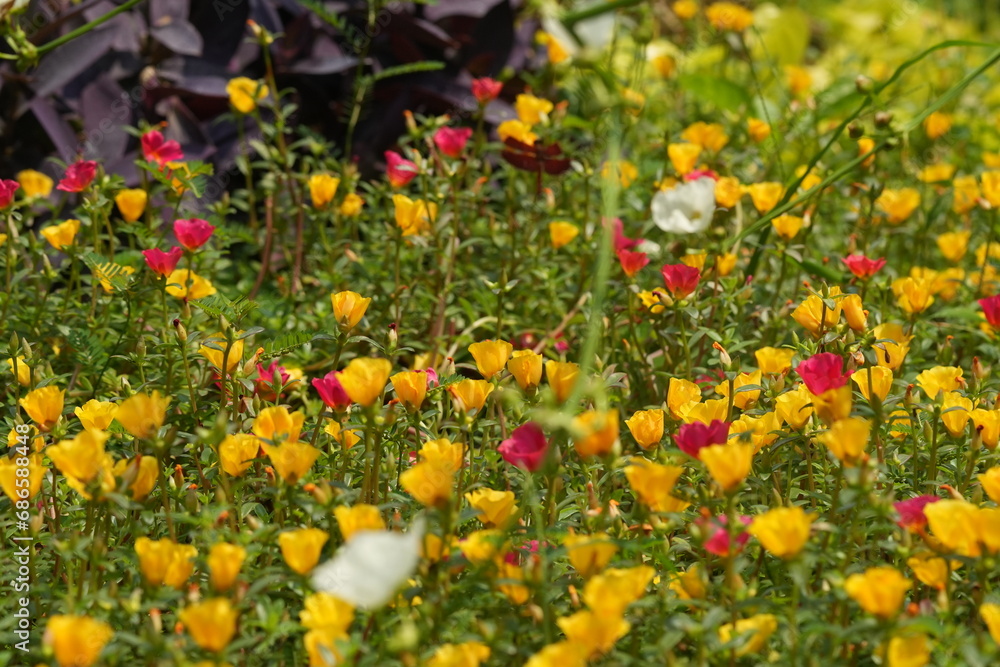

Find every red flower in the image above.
[661,264,701,299]
[471,77,503,104]
[674,420,729,459]
[684,169,719,182]
[796,353,851,395]
[617,249,649,277]
[173,218,216,251]
[894,495,940,532]
[843,254,886,279]
[433,127,473,158]
[980,295,1000,327]
[256,361,292,401]
[385,150,419,188]
[56,160,98,192]
[698,514,752,556]
[312,371,351,410]
[142,247,184,276]
[141,130,184,166]
[610,218,643,253]
[497,422,549,472]
[0,179,19,208]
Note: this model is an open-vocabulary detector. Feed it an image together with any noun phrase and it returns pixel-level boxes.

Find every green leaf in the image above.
[677,74,751,111]
[752,7,810,66]
[374,61,445,82]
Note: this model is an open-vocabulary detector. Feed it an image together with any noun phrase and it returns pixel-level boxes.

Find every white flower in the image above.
[651,178,717,234]
[311,517,425,609]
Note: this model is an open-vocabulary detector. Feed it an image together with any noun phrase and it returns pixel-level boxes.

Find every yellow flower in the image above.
[508,349,543,391]
[972,409,1000,450]
[625,409,664,450]
[112,455,158,500]
[6,356,30,386]
[981,603,1000,644]
[844,567,911,619]
[624,459,689,513]
[923,111,952,139]
[73,399,117,431]
[715,176,743,208]
[812,385,852,424]
[44,615,113,667]
[754,347,795,375]
[716,252,738,276]
[668,564,706,601]
[572,409,619,458]
[419,438,464,470]
[792,289,842,334]
[390,371,427,410]
[748,506,814,559]
[301,592,355,635]
[775,384,814,430]
[729,412,781,453]
[892,276,934,314]
[582,565,655,617]
[601,160,638,188]
[335,504,386,541]
[263,441,321,484]
[668,378,701,417]
[114,188,147,223]
[496,560,530,604]
[401,457,456,507]
[338,357,391,407]
[747,118,770,143]
[135,537,197,588]
[906,552,955,590]
[47,429,109,483]
[888,409,912,439]
[877,188,921,224]
[0,453,45,501]
[497,119,537,145]
[873,323,911,370]
[982,171,1000,208]
[325,420,361,450]
[537,30,570,65]
[468,339,513,379]
[428,642,491,667]
[940,391,972,437]
[700,442,754,491]
[937,231,971,262]
[525,641,589,667]
[815,417,870,466]
[925,500,1000,557]
[668,143,701,175]
[309,174,340,209]
[557,610,630,657]
[165,268,216,300]
[918,163,956,183]
[715,370,762,410]
[330,290,371,330]
[851,366,893,403]
[465,488,518,526]
[771,214,804,240]
[673,0,698,19]
[226,76,268,113]
[448,378,494,413]
[637,290,667,314]
[219,433,260,476]
[115,391,170,440]
[980,467,1000,503]
[786,65,812,96]
[546,360,580,403]
[179,598,239,653]
[208,543,246,591]
[681,398,728,424]
[549,221,579,249]
[458,529,506,564]
[17,169,54,198]
[515,94,554,125]
[199,332,245,373]
[953,175,981,215]
[339,192,364,217]
[392,194,438,236]
[916,366,963,400]
[718,614,778,657]
[279,528,329,574]
[564,533,617,579]
[304,629,344,667]
[19,385,64,431]
[253,405,305,443]
[746,182,784,213]
[681,121,729,152]
[40,219,80,250]
[858,137,877,167]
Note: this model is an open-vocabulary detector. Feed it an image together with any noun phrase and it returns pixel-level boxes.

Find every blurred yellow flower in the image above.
[226,76,268,114]
[923,111,952,139]
[115,188,147,222]
[279,528,329,574]
[565,533,617,579]
[20,385,64,431]
[208,543,246,592]
[546,360,580,403]
[17,169,54,198]
[338,357,391,407]
[748,506,813,559]
[335,504,386,541]
[548,221,579,250]
[179,598,239,653]
[465,488,518,526]
[851,366,893,403]
[668,143,701,175]
[44,615,113,667]
[877,188,921,224]
[681,121,728,152]
[40,219,80,250]
[572,409,619,458]
[844,567,911,618]
[165,268,216,300]
[746,182,784,213]
[515,94,554,125]
[718,614,778,657]
[309,173,340,209]
[135,537,197,588]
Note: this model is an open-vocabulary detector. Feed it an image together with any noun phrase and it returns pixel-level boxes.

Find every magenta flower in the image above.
[385,150,419,188]
[796,353,851,396]
[173,218,216,251]
[699,514,752,556]
[980,295,1000,327]
[56,160,98,192]
[433,127,473,158]
[843,254,886,279]
[256,361,292,400]
[471,77,503,104]
[894,495,940,532]
[674,420,730,459]
[684,168,719,182]
[141,130,184,166]
[661,264,701,299]
[611,218,643,253]
[498,422,549,472]
[312,371,351,410]
[142,247,184,276]
[0,179,19,208]
[617,249,649,277]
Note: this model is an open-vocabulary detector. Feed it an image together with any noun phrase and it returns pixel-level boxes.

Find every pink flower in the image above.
[674,420,730,459]
[385,150,419,188]
[312,371,351,410]
[173,218,215,251]
[471,77,503,104]
[142,247,184,276]
[894,495,940,531]
[56,160,97,192]
[980,295,1000,327]
[843,254,886,279]
[423,368,439,388]
[661,264,701,299]
[433,127,473,158]
[498,422,549,472]
[0,179,19,208]
[610,218,643,253]
[796,353,851,396]
[699,514,752,556]
[141,130,184,166]
[617,249,649,277]
[256,361,292,401]
[684,169,719,182]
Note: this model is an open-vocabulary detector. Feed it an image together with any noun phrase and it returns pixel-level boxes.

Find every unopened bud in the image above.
[855,75,874,95]
[848,123,864,139]
[712,342,732,368]
[173,319,188,342]
[874,111,893,128]
[973,356,989,380]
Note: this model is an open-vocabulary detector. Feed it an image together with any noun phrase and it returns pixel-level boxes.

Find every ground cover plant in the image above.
[4,0,1000,665]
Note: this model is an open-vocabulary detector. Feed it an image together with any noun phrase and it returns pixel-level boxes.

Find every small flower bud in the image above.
[855,75,874,94]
